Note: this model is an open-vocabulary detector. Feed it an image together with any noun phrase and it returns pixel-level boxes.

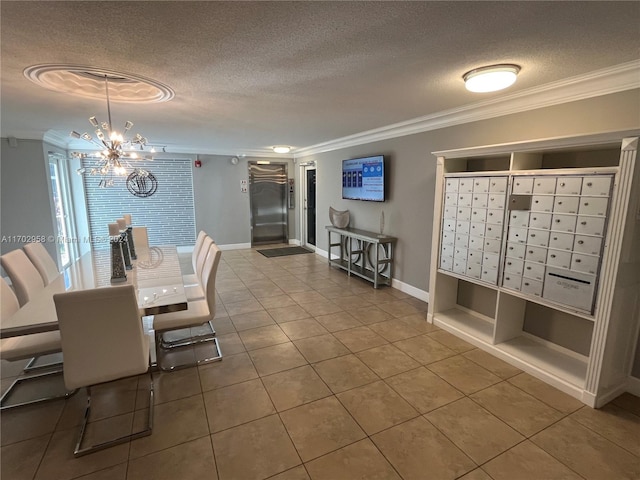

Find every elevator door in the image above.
[249,163,288,245]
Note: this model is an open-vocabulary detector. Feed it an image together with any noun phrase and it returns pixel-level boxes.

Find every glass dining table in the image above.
[0,245,188,339]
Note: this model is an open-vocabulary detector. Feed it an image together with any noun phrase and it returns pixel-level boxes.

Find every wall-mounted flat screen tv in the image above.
[342,155,385,202]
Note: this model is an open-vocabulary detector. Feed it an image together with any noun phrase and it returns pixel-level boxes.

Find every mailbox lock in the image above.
[587,182,593,187]
[578,240,584,245]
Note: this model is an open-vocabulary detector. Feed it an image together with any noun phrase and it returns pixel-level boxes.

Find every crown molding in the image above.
[25,61,640,159]
[42,130,70,148]
[41,131,291,159]
[433,129,640,159]
[294,60,640,158]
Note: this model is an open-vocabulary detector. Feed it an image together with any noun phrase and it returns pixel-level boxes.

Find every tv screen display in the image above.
[342,155,385,202]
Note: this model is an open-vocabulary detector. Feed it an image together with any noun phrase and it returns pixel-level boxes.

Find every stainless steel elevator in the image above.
[249,162,288,245]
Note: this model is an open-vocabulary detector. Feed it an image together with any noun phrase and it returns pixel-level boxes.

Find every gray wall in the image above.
[300,89,640,292]
[0,138,57,261]
[192,155,295,245]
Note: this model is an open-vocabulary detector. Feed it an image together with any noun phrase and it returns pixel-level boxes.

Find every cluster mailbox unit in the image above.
[428,132,640,407]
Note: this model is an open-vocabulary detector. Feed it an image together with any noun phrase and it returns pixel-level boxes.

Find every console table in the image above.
[326,226,397,288]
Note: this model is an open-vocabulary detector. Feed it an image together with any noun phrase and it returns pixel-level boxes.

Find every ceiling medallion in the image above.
[24,64,174,103]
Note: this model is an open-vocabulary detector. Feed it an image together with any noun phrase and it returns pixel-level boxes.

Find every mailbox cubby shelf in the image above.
[428,132,640,407]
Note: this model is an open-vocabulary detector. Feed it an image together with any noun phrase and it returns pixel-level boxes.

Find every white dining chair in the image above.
[54,284,153,457]
[132,226,149,251]
[1,249,45,306]
[24,242,60,285]
[182,230,207,286]
[192,230,208,271]
[0,278,75,410]
[154,243,222,371]
[183,236,214,300]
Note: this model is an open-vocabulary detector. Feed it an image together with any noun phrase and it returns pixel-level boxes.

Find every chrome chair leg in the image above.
[73,371,154,457]
[159,321,217,349]
[154,331,222,372]
[0,369,77,410]
[24,353,63,372]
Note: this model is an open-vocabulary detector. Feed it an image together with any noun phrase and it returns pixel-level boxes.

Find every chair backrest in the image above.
[195,237,214,282]
[54,285,149,390]
[199,243,222,311]
[1,277,20,320]
[191,231,208,272]
[1,249,45,306]
[132,226,149,250]
[23,242,59,285]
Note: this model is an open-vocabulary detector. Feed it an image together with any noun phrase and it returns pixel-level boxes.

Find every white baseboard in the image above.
[314,247,340,260]
[178,242,252,252]
[627,375,640,397]
[391,278,430,303]
[289,239,301,246]
[218,242,252,251]
[315,248,429,302]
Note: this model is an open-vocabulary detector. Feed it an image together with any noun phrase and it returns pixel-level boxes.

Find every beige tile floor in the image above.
[2,246,640,480]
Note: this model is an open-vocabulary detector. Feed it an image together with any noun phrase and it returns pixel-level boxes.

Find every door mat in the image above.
[257,246,314,258]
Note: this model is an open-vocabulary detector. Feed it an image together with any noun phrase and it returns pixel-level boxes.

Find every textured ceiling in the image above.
[1,1,639,155]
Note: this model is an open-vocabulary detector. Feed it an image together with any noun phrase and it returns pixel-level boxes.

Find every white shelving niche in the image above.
[428,132,640,407]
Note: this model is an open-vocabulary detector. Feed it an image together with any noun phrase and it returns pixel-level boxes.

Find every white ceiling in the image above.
[1,1,639,157]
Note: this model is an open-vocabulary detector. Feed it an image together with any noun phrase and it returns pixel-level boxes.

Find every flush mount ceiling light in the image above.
[463,64,521,93]
[272,146,291,154]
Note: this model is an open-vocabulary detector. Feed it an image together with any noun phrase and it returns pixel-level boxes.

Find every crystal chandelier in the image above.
[70,75,158,188]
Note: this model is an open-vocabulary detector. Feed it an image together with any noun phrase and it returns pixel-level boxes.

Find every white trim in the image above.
[294,60,640,158]
[627,375,640,397]
[589,381,632,408]
[433,129,640,159]
[288,238,301,246]
[43,130,69,149]
[41,130,294,159]
[316,247,429,301]
[391,278,429,303]
[218,242,252,251]
[34,61,640,159]
[314,247,341,261]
